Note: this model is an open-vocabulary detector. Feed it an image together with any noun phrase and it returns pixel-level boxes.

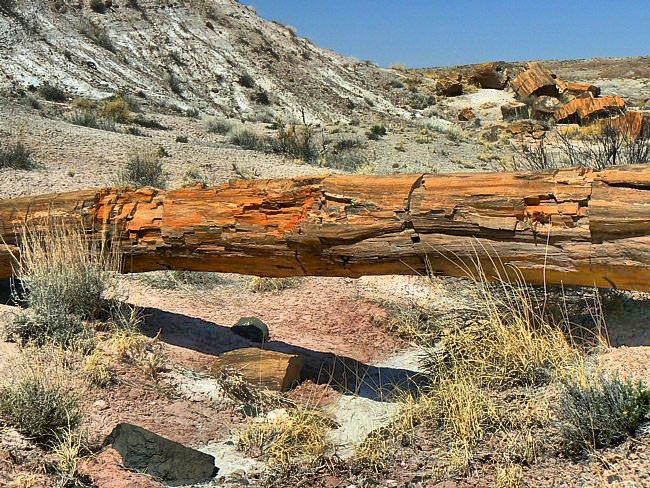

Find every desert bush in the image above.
[39,83,66,102]
[7,225,115,349]
[421,277,580,388]
[82,349,114,387]
[67,110,117,132]
[100,96,132,123]
[557,119,650,169]
[206,117,236,135]
[175,134,188,143]
[0,141,36,170]
[117,153,167,188]
[237,406,336,467]
[0,349,84,445]
[253,90,271,105]
[0,0,16,15]
[132,115,167,130]
[366,124,387,140]
[558,373,650,455]
[517,137,557,171]
[273,122,319,162]
[229,126,266,150]
[246,277,300,293]
[89,0,105,13]
[238,73,256,88]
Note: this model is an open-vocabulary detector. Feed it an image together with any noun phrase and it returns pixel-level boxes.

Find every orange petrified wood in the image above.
[2,166,650,291]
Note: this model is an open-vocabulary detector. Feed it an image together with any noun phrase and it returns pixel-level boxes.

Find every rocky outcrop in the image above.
[436,74,463,97]
[3,168,650,291]
[104,423,218,486]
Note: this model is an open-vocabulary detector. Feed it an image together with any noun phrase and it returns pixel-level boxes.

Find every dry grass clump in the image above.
[0,140,37,170]
[6,224,116,350]
[0,348,84,445]
[421,277,580,389]
[246,276,300,293]
[494,463,525,488]
[206,117,237,135]
[105,328,166,380]
[137,270,227,291]
[237,406,336,467]
[82,349,115,387]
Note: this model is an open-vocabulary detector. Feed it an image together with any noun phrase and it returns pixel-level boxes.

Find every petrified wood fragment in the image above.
[2,166,650,291]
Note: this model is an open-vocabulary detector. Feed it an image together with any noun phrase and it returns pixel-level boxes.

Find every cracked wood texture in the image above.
[1,165,650,291]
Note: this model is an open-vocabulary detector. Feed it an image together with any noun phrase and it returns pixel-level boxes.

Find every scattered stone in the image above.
[457,107,475,121]
[562,81,601,98]
[470,61,509,89]
[212,347,303,392]
[436,74,463,97]
[93,399,109,411]
[104,423,218,486]
[232,317,270,343]
[501,102,530,120]
[506,120,547,140]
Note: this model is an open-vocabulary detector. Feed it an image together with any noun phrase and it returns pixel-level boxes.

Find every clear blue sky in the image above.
[246,1,650,68]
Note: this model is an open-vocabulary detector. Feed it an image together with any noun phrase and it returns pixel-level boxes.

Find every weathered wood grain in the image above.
[2,165,650,291]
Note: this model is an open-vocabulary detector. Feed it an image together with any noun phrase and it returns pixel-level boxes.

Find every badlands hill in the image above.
[0,0,402,122]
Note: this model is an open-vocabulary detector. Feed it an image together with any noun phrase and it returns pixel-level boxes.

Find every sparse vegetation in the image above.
[206,117,236,135]
[175,134,189,143]
[167,72,183,95]
[238,73,256,88]
[89,0,105,13]
[366,124,387,140]
[0,349,84,445]
[557,373,650,455]
[237,406,336,467]
[229,126,266,150]
[6,224,115,350]
[67,109,118,132]
[106,328,166,380]
[137,270,227,290]
[0,141,36,170]
[116,153,167,188]
[38,83,66,102]
[246,276,300,293]
[132,115,167,130]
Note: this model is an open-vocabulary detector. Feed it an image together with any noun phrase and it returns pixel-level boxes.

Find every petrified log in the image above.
[554,96,626,125]
[2,166,650,291]
[212,348,303,392]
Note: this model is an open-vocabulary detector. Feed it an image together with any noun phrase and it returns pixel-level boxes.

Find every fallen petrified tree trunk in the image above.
[2,165,650,291]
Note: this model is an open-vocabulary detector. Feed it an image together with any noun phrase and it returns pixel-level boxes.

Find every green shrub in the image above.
[132,115,167,130]
[67,110,117,132]
[0,141,36,170]
[0,0,16,15]
[175,134,189,143]
[366,124,387,140]
[206,118,236,135]
[238,73,255,88]
[0,350,84,445]
[118,154,167,188]
[39,83,66,102]
[558,374,650,455]
[229,127,265,150]
[272,122,319,162]
[6,225,114,349]
[89,0,105,13]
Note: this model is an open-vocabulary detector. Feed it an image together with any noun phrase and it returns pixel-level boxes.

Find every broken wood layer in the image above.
[554,96,626,124]
[510,62,560,99]
[2,166,650,291]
